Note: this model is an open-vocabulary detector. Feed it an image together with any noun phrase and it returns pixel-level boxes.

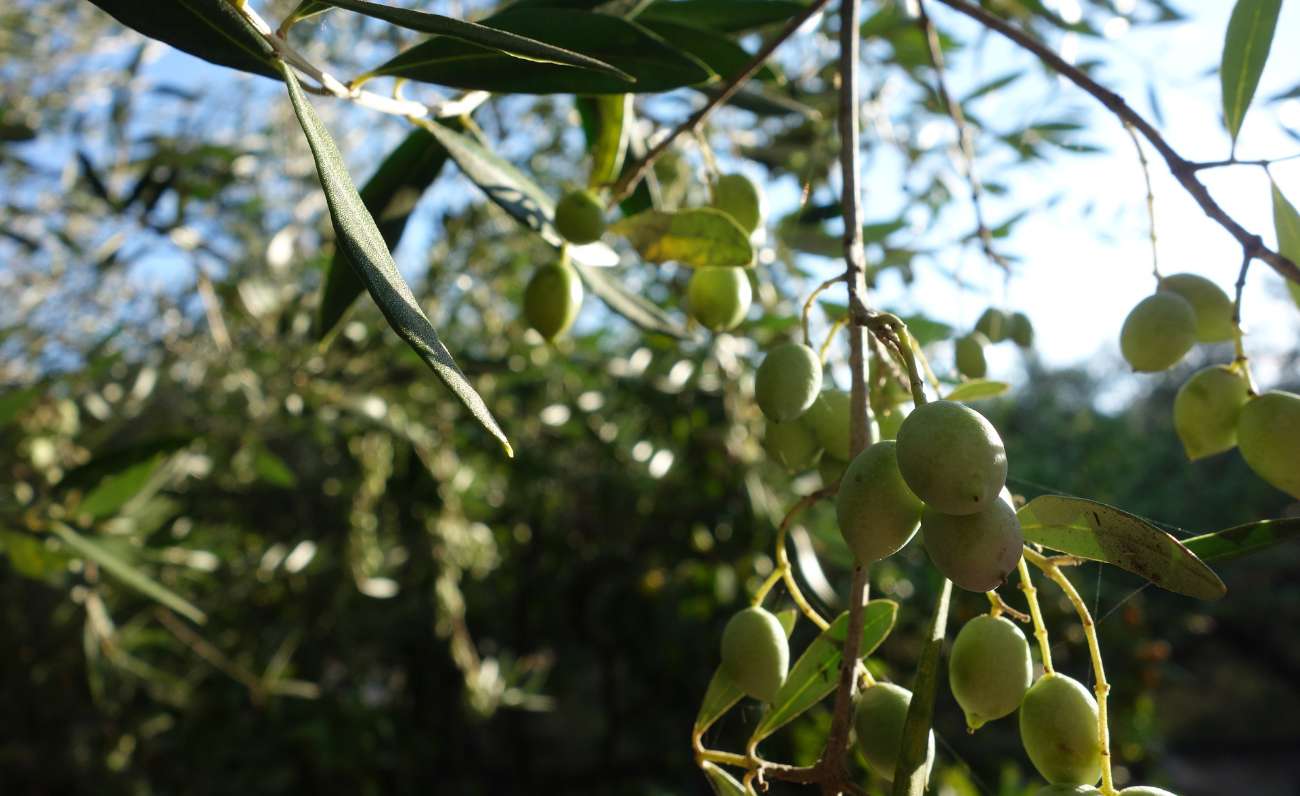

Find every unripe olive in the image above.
[1119,292,1196,372]
[876,405,907,441]
[1173,365,1248,461]
[955,332,990,379]
[853,682,935,782]
[687,267,752,331]
[765,418,822,473]
[720,606,789,703]
[711,173,763,234]
[1119,788,1179,795]
[1009,311,1035,348]
[524,259,583,340]
[895,400,1007,515]
[1158,273,1234,343]
[949,614,1032,730]
[1035,787,1101,795]
[921,492,1023,592]
[1237,390,1300,499]
[755,343,823,423]
[836,441,924,565]
[805,389,852,461]
[1019,673,1102,786]
[554,189,606,244]
[975,308,1009,343]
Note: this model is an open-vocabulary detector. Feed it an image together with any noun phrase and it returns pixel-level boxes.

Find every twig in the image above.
[606,0,835,205]
[986,590,1031,623]
[1124,123,1160,283]
[1188,152,1300,171]
[1229,249,1258,391]
[776,488,835,631]
[802,273,848,348]
[932,0,1300,287]
[1017,556,1053,674]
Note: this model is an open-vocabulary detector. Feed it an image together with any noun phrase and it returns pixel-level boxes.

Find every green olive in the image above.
[1158,273,1235,343]
[1034,787,1101,795]
[524,259,584,340]
[1172,365,1248,461]
[836,441,924,565]
[976,308,1009,343]
[1237,390,1300,499]
[876,405,907,441]
[956,332,990,379]
[1119,292,1196,373]
[921,491,1023,592]
[688,267,752,331]
[765,417,822,473]
[895,400,1008,515]
[1119,788,1180,795]
[711,173,763,234]
[853,682,935,782]
[1009,311,1035,348]
[949,614,1032,730]
[720,606,789,702]
[805,389,852,461]
[755,343,823,423]
[554,189,606,244]
[1019,673,1102,786]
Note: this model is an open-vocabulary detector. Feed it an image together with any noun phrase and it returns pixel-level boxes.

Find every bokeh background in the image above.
[2,1,1298,794]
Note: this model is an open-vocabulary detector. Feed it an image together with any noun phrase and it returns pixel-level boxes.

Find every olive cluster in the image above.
[954,307,1035,379]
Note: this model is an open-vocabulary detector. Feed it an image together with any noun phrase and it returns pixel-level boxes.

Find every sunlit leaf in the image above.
[945,380,1010,402]
[701,761,747,796]
[611,208,754,268]
[694,608,796,735]
[79,454,165,520]
[1183,517,1300,563]
[1270,181,1300,309]
[577,95,631,189]
[1220,0,1282,141]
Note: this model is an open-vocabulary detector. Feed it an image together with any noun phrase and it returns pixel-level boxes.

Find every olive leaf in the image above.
[750,600,898,743]
[637,0,808,33]
[577,95,631,190]
[1270,181,1300,309]
[87,0,277,79]
[639,21,778,82]
[572,263,694,340]
[891,579,952,796]
[1220,0,1282,141]
[79,454,167,520]
[700,761,747,796]
[1183,517,1300,563]
[282,67,513,457]
[611,209,755,268]
[1018,495,1226,600]
[944,379,1009,402]
[694,608,796,736]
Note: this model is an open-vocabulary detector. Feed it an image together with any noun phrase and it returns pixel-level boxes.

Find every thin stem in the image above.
[752,568,785,606]
[1024,548,1113,794]
[819,317,847,363]
[932,0,1300,288]
[1124,123,1160,283]
[1229,249,1258,393]
[1189,152,1300,171]
[986,590,1030,623]
[1017,555,1053,674]
[803,273,847,348]
[775,487,836,631]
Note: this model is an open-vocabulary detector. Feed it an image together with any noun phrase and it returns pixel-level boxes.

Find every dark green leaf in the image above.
[1271,181,1300,309]
[87,0,277,78]
[693,608,795,735]
[253,449,298,489]
[1220,0,1282,141]
[577,95,631,190]
[944,380,1009,402]
[1018,495,1226,600]
[0,385,40,428]
[703,83,819,119]
[892,579,951,796]
[282,67,513,457]
[639,21,777,82]
[638,0,808,32]
[611,209,755,268]
[79,455,165,520]
[961,72,1022,103]
[368,9,712,94]
[1184,517,1300,563]
[0,530,66,582]
[571,263,691,339]
[701,762,747,796]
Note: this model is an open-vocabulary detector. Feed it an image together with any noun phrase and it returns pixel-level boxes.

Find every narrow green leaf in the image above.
[891,579,951,796]
[87,0,277,78]
[694,607,796,735]
[638,0,808,32]
[701,761,747,796]
[253,448,298,489]
[318,129,451,339]
[0,385,40,428]
[702,83,819,119]
[639,21,777,82]
[1270,181,1300,309]
[573,263,693,339]
[750,600,898,743]
[577,95,631,189]
[79,455,165,520]
[283,1,332,29]
[313,0,631,78]
[282,67,513,457]
[961,71,1022,103]
[1220,0,1282,141]
[1183,517,1300,563]
[944,380,1010,402]
[611,208,755,268]
[369,9,712,94]
[1017,495,1226,600]
[49,523,207,624]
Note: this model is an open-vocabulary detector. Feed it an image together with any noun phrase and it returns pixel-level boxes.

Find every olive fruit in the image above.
[711,173,763,234]
[1119,788,1179,795]
[1158,273,1234,343]
[895,400,1008,515]
[524,259,584,340]
[805,389,852,461]
[1019,673,1102,786]
[1035,787,1101,795]
[755,343,823,422]
[949,614,1032,730]
[921,492,1023,592]
[554,189,606,244]
[1009,311,1035,348]
[836,441,924,565]
[975,308,1009,343]
[955,332,990,379]
[688,267,752,331]
[1119,292,1196,372]
[1237,390,1300,499]
[876,405,907,441]
[1172,365,1248,461]
[765,418,822,473]
[720,606,789,702]
[853,682,935,782]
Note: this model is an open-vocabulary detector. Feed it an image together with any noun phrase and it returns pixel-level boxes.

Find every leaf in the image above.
[368,9,712,94]
[310,0,630,78]
[750,600,898,743]
[1219,0,1282,141]
[0,385,40,428]
[1183,517,1300,563]
[895,313,952,347]
[318,129,451,339]
[1270,181,1300,309]
[572,263,692,339]
[611,208,755,268]
[639,21,777,82]
[282,67,513,457]
[253,449,298,489]
[961,71,1022,103]
[1017,495,1226,600]
[891,579,951,796]
[693,608,796,735]
[79,455,165,520]
[48,523,207,625]
[701,761,747,796]
[577,95,631,189]
[0,530,66,582]
[638,0,808,32]
[87,0,277,79]
[944,380,1009,402]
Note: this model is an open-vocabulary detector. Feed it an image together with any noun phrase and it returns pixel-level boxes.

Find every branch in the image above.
[932,0,1300,286]
[606,0,835,206]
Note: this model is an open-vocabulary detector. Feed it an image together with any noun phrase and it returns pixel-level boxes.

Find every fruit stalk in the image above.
[1017,555,1054,674]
